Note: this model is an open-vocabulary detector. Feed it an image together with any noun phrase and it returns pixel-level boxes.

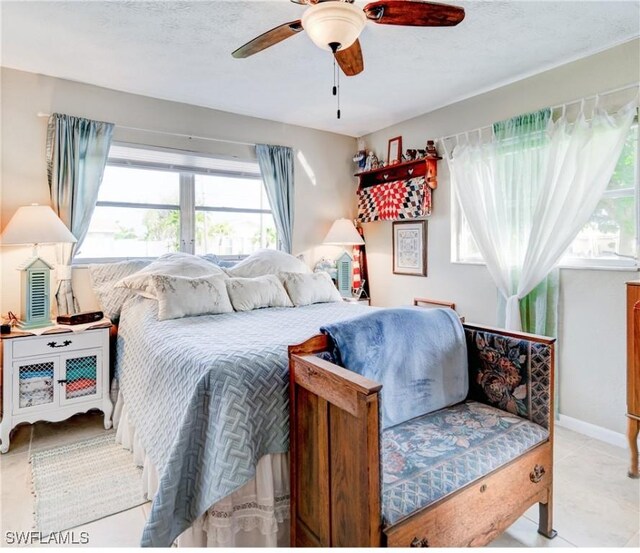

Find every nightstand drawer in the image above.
[12,331,103,359]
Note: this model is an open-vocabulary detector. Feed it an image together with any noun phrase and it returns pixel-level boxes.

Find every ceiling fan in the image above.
[232,0,465,77]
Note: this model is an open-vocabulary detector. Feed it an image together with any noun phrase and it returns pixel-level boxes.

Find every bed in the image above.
[111,294,371,547]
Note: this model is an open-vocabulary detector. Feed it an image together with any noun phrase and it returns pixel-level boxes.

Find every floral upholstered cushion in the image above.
[465,328,552,429]
[381,400,548,526]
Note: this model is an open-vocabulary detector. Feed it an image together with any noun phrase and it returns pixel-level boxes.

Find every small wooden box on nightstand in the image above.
[0,321,113,453]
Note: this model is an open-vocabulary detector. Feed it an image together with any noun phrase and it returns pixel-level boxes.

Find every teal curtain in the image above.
[492,109,555,336]
[498,269,559,337]
[256,144,294,253]
[47,113,114,314]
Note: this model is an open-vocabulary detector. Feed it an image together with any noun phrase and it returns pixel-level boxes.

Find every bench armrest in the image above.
[464,323,555,430]
[289,335,383,546]
[290,351,381,418]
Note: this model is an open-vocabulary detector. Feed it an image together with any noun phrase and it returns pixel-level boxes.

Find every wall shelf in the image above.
[355,156,441,189]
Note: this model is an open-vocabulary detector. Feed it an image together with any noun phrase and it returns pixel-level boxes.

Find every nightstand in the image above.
[343,296,371,306]
[0,322,112,453]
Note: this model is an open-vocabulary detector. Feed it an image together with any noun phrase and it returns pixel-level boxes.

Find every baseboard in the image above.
[557,414,627,449]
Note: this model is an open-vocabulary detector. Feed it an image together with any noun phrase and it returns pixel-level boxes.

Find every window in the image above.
[76,144,277,261]
[562,123,638,268]
[451,122,639,268]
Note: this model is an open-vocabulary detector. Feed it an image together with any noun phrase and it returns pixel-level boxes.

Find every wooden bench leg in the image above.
[537,491,558,540]
[628,417,639,479]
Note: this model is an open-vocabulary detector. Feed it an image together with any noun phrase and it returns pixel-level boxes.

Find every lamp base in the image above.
[16,318,54,331]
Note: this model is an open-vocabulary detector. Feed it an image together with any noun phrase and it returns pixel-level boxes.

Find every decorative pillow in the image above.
[88,259,152,321]
[151,274,233,321]
[280,271,343,307]
[116,252,226,299]
[226,275,293,312]
[224,249,310,278]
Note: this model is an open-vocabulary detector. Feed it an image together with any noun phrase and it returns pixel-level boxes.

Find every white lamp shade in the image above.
[323,218,364,246]
[1,204,77,245]
[302,2,367,52]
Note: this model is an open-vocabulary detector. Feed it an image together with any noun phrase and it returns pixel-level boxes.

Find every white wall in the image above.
[0,67,357,314]
[2,40,638,435]
[361,39,640,435]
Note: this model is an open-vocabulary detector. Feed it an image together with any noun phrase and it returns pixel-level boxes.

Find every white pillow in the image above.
[224,249,310,278]
[280,271,343,307]
[116,252,226,299]
[88,259,152,321]
[151,274,233,321]
[226,275,293,312]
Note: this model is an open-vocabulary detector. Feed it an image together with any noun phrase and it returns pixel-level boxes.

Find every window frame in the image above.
[450,119,640,271]
[74,143,275,264]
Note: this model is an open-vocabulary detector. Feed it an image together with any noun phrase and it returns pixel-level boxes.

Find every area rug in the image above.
[30,432,146,535]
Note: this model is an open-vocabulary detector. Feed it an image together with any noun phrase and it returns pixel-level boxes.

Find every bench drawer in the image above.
[11,331,103,359]
[384,441,552,547]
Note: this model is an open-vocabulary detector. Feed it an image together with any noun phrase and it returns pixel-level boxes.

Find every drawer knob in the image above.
[480,484,487,493]
[47,340,72,349]
[530,464,546,483]
[410,537,429,547]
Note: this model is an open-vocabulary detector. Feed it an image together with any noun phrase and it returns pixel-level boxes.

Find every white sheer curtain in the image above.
[449,100,636,331]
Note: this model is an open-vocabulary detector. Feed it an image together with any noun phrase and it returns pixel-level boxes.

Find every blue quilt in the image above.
[115,297,371,546]
[321,307,468,429]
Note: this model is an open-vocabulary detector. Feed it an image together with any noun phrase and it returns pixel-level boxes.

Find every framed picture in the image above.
[392,220,427,276]
[387,136,402,165]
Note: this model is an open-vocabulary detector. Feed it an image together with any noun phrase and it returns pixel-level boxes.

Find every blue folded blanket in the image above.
[321,307,469,429]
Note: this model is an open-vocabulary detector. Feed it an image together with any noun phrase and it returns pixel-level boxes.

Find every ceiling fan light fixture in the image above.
[302,2,366,52]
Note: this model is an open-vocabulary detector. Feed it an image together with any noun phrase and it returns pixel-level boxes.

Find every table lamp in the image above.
[1,204,77,329]
[323,218,364,297]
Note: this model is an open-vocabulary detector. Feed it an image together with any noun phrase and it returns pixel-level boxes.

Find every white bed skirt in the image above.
[112,391,290,547]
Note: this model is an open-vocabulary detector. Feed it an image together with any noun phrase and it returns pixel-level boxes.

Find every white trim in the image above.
[557,414,627,449]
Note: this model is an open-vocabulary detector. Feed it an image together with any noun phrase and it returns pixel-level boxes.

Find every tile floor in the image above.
[1,412,638,548]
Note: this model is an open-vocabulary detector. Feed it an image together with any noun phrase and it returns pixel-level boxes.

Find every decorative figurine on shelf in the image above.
[364,151,379,172]
[415,148,426,159]
[353,150,367,170]
[426,140,438,158]
[403,149,417,161]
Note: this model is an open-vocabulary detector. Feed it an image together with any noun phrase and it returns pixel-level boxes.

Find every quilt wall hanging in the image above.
[357,176,432,223]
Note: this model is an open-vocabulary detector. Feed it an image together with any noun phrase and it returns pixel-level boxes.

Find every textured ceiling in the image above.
[1,0,638,137]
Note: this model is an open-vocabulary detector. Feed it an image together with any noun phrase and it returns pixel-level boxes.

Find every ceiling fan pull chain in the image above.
[337,68,341,119]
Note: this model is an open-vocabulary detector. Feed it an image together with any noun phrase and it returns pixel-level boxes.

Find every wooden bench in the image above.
[288,321,556,547]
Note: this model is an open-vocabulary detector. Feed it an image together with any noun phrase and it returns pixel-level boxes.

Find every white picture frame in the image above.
[392,220,427,276]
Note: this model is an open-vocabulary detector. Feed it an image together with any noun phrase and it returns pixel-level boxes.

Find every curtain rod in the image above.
[36,112,257,148]
[438,82,639,146]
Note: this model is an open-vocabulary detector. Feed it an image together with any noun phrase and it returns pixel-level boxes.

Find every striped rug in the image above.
[30,432,146,535]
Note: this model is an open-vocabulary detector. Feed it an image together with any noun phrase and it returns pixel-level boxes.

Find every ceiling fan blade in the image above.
[291,0,355,4]
[232,20,303,58]
[335,39,364,76]
[364,0,465,27]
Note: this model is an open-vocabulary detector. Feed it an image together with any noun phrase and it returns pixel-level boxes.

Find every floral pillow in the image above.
[151,274,233,321]
[226,275,293,312]
[469,331,530,418]
[280,271,342,307]
[116,252,227,299]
